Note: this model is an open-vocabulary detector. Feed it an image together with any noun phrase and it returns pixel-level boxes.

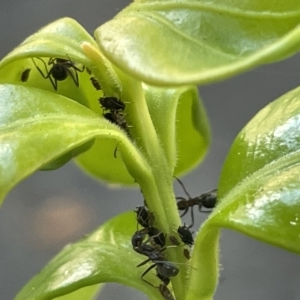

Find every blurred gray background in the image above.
[1,1,300,299]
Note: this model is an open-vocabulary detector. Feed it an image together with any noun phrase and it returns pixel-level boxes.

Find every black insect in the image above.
[90,77,101,90]
[177,225,194,246]
[158,283,175,300]
[132,225,178,287]
[32,56,85,91]
[131,228,150,254]
[137,246,179,287]
[99,97,125,111]
[148,227,166,248]
[21,68,31,82]
[134,206,166,248]
[103,110,128,132]
[176,177,217,227]
[135,206,153,228]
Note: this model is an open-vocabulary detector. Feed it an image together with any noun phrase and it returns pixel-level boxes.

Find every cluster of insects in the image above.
[99,96,129,135]
[132,205,176,300]
[24,55,218,299]
[131,181,217,299]
[22,55,130,140]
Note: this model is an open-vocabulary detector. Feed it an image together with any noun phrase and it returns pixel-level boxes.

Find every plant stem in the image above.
[186,224,220,300]
[119,71,188,299]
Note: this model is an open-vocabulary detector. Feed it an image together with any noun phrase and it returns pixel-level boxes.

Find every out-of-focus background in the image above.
[1,1,300,299]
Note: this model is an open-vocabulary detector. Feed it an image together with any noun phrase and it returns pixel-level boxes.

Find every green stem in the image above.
[186,224,220,300]
[118,71,188,300]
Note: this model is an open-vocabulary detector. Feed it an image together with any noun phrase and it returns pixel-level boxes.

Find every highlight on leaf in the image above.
[207,85,300,254]
[95,1,300,85]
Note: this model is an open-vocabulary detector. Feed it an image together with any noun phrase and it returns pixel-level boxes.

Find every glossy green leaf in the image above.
[95,0,300,86]
[0,18,102,110]
[0,84,146,205]
[16,212,166,300]
[53,284,102,300]
[76,84,210,181]
[0,17,97,70]
[144,84,210,174]
[208,85,300,253]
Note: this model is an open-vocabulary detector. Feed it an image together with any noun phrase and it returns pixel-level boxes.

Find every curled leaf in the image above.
[15,212,164,300]
[0,84,148,205]
[208,85,300,253]
[0,18,102,110]
[95,0,300,85]
[77,84,210,182]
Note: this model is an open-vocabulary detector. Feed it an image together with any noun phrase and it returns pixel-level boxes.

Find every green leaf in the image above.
[0,18,103,110]
[143,84,210,174]
[53,284,102,300]
[77,84,210,181]
[0,17,97,70]
[208,85,300,254]
[16,212,165,300]
[95,0,300,86]
[0,84,148,205]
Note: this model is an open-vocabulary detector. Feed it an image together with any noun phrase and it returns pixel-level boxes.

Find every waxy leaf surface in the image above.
[96,0,300,85]
[0,18,210,184]
[0,84,143,205]
[0,18,101,109]
[53,284,102,300]
[208,85,300,253]
[78,84,210,179]
[16,212,165,300]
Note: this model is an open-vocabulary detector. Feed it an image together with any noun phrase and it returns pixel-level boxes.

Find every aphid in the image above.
[134,206,152,228]
[104,111,128,133]
[90,77,101,90]
[176,177,217,227]
[103,110,129,158]
[99,96,125,111]
[158,283,175,300]
[169,234,191,260]
[32,56,85,91]
[169,235,180,246]
[177,225,194,246]
[183,248,191,260]
[21,68,31,82]
[148,227,166,248]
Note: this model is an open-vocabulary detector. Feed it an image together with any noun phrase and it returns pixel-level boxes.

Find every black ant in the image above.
[134,206,152,228]
[32,56,85,91]
[136,243,179,287]
[176,177,217,227]
[132,224,178,286]
[133,208,166,249]
[21,68,31,82]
